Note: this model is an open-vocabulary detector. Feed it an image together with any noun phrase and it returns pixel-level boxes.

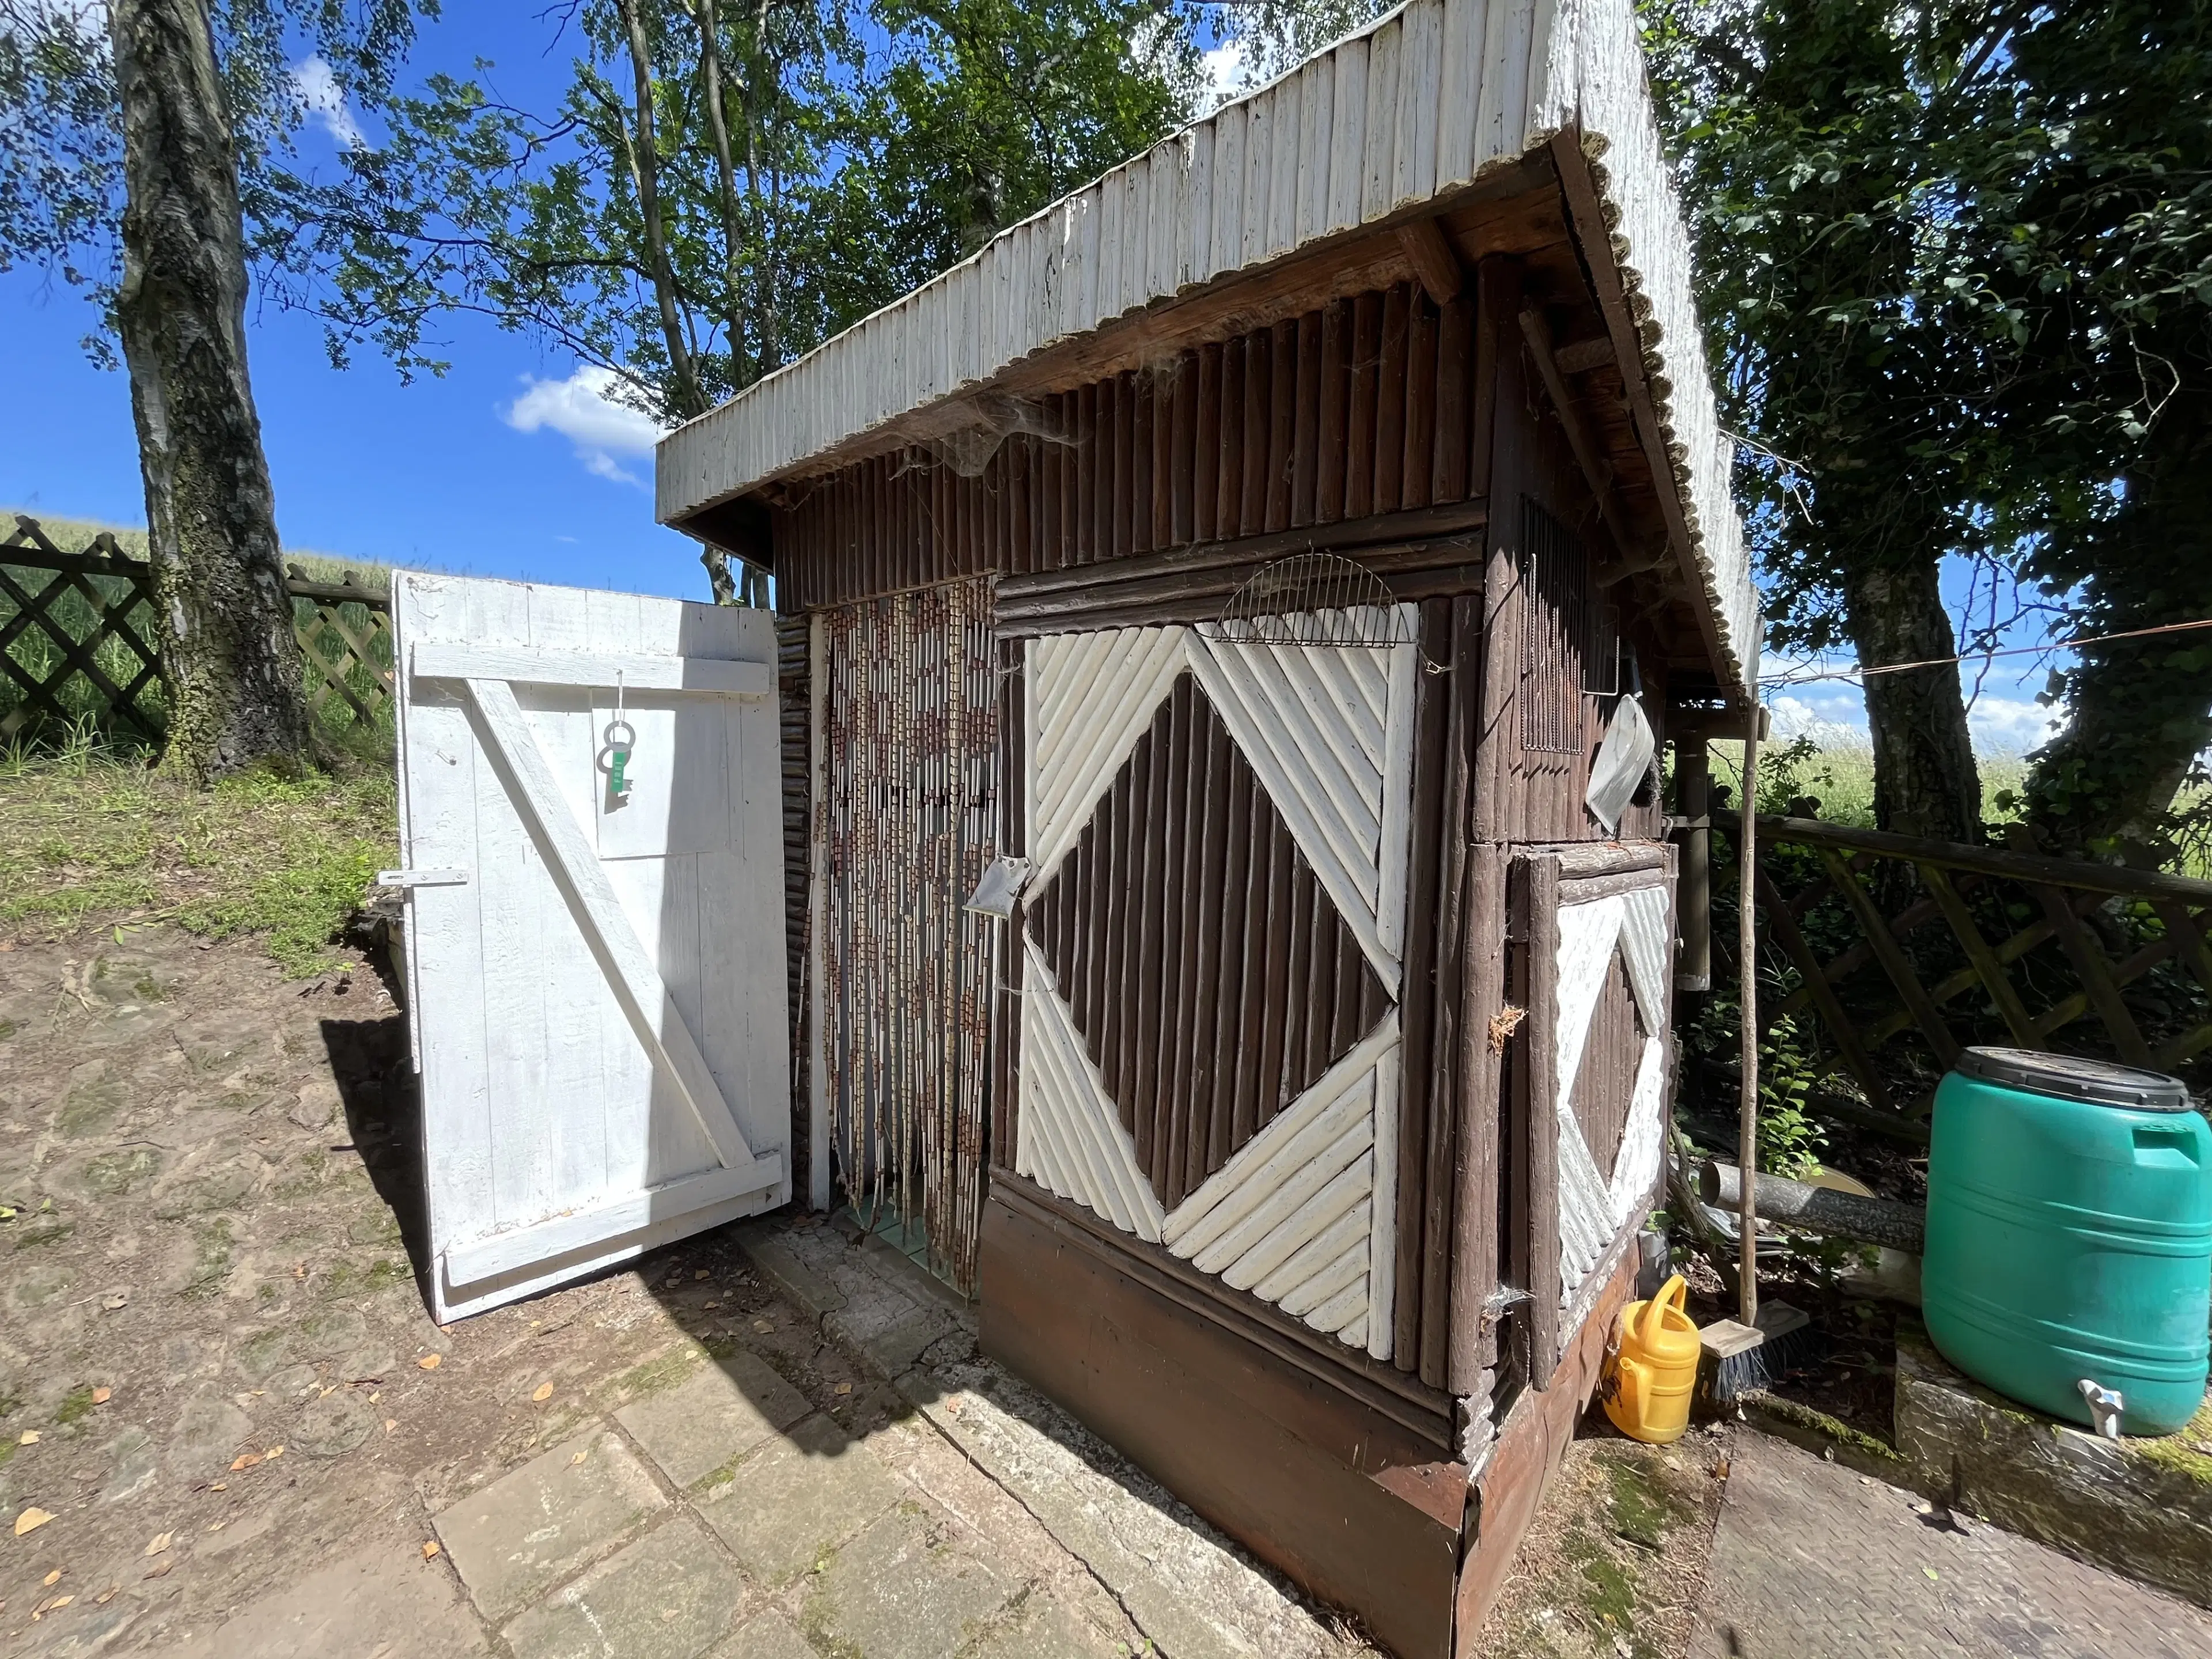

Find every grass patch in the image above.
[54,1384,97,1426]
[181,1218,235,1300]
[0,742,393,976]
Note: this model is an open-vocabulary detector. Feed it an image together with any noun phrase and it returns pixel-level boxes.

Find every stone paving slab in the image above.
[804,1505,1018,1659]
[502,1514,746,1659]
[715,1607,817,1659]
[616,1349,812,1490]
[433,1426,669,1622]
[162,1539,493,1658]
[899,1362,1343,1659]
[694,1411,906,1586]
[1690,1428,2212,1659]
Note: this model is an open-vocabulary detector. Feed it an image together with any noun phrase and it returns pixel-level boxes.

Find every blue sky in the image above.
[3,5,2064,753]
[3,4,712,600]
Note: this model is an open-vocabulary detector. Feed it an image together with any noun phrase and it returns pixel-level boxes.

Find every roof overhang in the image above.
[656,0,1758,694]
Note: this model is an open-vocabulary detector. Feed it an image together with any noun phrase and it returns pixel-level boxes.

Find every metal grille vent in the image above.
[1204,552,1413,647]
[1518,497,1604,752]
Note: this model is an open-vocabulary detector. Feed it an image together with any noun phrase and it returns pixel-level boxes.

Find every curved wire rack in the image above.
[1202,551,1414,647]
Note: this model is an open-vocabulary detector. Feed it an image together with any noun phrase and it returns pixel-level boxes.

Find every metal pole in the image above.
[1737,708,1761,1327]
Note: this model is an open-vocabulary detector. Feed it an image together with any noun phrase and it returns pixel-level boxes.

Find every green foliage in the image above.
[0,1,438,349]
[1644,0,2212,857]
[277,0,1211,426]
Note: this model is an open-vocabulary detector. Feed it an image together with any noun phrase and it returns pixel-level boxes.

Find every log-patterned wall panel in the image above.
[1027,672,1390,1214]
[774,281,1478,612]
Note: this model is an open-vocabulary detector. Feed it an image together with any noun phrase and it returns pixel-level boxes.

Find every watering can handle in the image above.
[1634,1274,1688,1344]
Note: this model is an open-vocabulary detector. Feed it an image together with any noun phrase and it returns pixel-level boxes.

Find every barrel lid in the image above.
[1954,1047,2194,1112]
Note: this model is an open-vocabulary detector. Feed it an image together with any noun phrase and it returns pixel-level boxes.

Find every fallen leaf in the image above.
[752,1319,773,1334]
[51,1594,74,1609]
[531,1382,553,1403]
[417,1355,441,1371]
[143,1559,173,1581]
[834,1381,853,1396]
[145,1532,172,1556]
[1923,1566,1940,1581]
[14,1508,52,1537]
[101,1294,128,1312]
[18,1430,38,1446]
[266,1445,284,1460]
[570,1450,587,1465]
[207,1521,225,1532]
[96,1586,119,1605]
[384,1420,397,1437]
[90,1387,111,1405]
[41,1571,60,1587]
[368,1392,380,1404]
[693,1269,709,1281]
[229,1453,262,1472]
[1713,1459,1730,1480]
[421,1540,440,1560]
[703,1300,722,1310]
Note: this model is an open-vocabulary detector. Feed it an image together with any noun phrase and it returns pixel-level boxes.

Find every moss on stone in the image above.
[608,1346,702,1403]
[83,1147,160,1196]
[2131,1395,2212,1488]
[13,1221,73,1251]
[1748,1391,1906,1465]
[55,1384,96,1426]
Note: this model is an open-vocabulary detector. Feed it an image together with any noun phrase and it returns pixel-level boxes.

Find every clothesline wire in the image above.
[1757,616,2212,688]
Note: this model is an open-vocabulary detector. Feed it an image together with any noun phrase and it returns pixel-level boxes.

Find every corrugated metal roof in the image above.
[656,0,1758,689]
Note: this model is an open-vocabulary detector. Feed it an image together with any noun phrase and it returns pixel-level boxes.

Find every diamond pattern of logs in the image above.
[1016,619,1417,1361]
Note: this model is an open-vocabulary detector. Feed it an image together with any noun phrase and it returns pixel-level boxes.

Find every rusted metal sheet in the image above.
[815,579,998,1291]
[774,281,1482,613]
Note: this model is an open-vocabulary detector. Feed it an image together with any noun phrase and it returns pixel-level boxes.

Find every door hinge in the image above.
[376,868,471,889]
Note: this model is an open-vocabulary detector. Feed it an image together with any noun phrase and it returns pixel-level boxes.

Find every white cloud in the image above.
[1967,695,2064,757]
[503,367,665,488]
[1768,693,1869,750]
[1200,40,1248,108]
[290,54,365,149]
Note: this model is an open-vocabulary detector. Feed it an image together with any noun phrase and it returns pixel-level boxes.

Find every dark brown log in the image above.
[1403,296,1438,511]
[1375,286,1409,513]
[1267,319,1298,533]
[1450,841,1507,1392]
[1316,299,1350,525]
[1347,293,1382,520]
[1519,853,1562,1376]
[1194,343,1222,545]
[1397,215,1464,305]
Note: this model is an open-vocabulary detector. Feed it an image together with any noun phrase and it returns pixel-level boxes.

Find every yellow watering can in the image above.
[1601,1274,1700,1444]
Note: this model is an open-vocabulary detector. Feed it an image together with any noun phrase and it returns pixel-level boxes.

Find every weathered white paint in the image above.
[1018,939,1166,1243]
[393,572,790,1321]
[1551,870,1673,1310]
[1029,625,1187,886]
[657,0,1757,690]
[414,642,775,698]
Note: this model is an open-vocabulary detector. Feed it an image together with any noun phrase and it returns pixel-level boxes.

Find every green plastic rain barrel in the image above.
[1923,1047,2211,1435]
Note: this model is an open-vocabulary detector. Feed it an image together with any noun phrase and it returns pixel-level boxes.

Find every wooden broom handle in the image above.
[1737,715,1761,1327]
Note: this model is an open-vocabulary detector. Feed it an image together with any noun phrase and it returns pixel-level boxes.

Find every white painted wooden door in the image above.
[391,571,789,1320]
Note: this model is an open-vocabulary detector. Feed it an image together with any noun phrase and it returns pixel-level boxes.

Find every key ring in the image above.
[597,670,637,796]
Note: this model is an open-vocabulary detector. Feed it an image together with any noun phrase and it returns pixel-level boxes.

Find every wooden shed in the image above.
[650,1,1760,1650]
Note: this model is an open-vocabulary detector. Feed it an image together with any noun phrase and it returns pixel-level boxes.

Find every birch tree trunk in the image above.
[111,0,310,785]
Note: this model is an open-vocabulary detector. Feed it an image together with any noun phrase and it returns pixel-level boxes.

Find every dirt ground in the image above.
[0,923,911,1652]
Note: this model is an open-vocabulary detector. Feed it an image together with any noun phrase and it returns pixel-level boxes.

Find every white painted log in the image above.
[1222,1151,1374,1292]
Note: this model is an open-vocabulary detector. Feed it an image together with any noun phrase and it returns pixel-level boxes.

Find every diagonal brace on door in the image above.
[463,676,768,1179]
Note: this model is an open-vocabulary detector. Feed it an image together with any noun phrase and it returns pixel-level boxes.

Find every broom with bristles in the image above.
[1696,711,1810,1407]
